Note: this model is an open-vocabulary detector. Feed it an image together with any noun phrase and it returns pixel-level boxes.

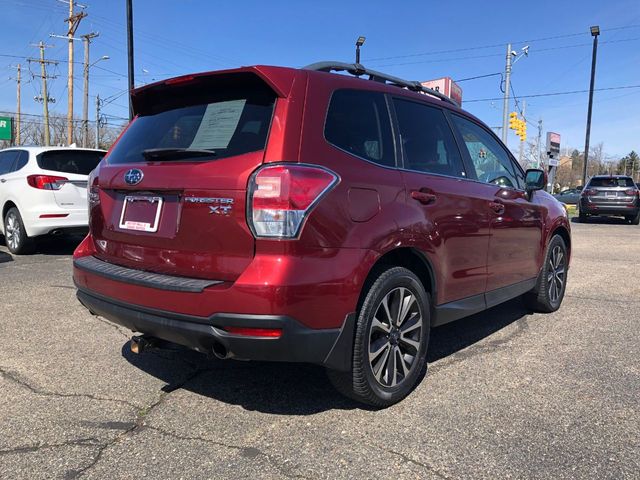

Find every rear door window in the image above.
[37,150,105,175]
[325,89,395,167]
[451,114,523,189]
[393,98,465,177]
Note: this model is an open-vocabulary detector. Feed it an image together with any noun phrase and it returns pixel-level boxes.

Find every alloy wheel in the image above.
[5,213,20,251]
[368,287,423,387]
[547,245,565,305]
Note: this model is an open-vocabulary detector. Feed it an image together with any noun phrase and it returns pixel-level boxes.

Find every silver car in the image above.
[554,187,583,205]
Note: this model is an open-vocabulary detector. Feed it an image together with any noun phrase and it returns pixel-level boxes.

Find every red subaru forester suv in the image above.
[73,62,570,406]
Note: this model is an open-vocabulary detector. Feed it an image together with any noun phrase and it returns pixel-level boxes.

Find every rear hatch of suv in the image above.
[584,176,638,206]
[90,68,298,282]
[37,149,105,210]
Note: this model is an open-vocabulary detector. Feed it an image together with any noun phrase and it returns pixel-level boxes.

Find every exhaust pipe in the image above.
[130,335,156,354]
[211,341,231,360]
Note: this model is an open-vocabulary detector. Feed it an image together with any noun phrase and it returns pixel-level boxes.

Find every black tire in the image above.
[578,211,588,223]
[627,213,639,225]
[3,207,34,255]
[523,235,568,313]
[327,266,430,407]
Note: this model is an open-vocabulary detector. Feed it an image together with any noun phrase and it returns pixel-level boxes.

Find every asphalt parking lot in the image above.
[0,219,638,479]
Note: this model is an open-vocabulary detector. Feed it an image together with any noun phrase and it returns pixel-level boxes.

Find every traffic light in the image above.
[511,118,525,141]
[508,112,518,130]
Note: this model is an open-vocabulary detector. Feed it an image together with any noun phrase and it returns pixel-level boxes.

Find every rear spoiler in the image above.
[130,66,297,116]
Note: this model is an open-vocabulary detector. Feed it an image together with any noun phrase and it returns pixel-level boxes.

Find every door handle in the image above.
[411,190,437,205]
[489,201,505,215]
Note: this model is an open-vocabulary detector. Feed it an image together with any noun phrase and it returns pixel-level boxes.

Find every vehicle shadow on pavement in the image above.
[570,216,630,225]
[0,233,85,255]
[428,297,530,362]
[34,235,86,255]
[122,344,364,414]
[0,248,13,264]
[122,297,531,414]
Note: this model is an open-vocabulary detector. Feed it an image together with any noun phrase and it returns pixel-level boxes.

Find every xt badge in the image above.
[184,196,234,216]
[209,204,232,215]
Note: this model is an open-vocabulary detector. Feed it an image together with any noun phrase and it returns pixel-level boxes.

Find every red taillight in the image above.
[27,174,68,190]
[248,164,338,238]
[624,188,637,196]
[223,327,282,338]
[582,188,597,196]
[87,166,101,218]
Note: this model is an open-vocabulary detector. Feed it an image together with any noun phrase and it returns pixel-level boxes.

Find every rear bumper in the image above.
[580,199,639,216]
[76,287,354,370]
[24,209,88,237]
[73,236,371,330]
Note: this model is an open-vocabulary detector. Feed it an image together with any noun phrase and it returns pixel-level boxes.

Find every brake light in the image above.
[248,164,338,238]
[624,188,637,196]
[223,327,282,338]
[87,166,101,217]
[582,188,597,196]
[27,175,68,190]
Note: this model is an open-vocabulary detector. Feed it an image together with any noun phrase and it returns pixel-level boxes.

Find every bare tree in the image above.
[0,111,125,150]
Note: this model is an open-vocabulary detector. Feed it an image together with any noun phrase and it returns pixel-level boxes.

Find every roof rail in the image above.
[303,61,459,107]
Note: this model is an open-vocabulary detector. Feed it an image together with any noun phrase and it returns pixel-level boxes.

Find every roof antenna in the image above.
[355,36,366,65]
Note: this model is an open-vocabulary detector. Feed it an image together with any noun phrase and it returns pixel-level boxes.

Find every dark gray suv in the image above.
[578,175,639,224]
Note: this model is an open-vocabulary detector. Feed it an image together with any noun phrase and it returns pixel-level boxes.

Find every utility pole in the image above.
[81,32,98,147]
[62,0,87,145]
[537,119,543,169]
[28,43,58,146]
[126,0,135,120]
[518,100,526,165]
[41,44,52,147]
[14,64,21,145]
[501,43,512,144]
[95,94,100,149]
[582,26,600,186]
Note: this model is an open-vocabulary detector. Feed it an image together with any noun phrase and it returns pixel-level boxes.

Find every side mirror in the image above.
[525,169,546,193]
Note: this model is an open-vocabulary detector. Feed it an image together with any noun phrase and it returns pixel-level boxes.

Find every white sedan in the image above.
[0,146,106,254]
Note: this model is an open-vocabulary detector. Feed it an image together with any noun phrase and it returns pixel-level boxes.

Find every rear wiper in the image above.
[141,148,217,161]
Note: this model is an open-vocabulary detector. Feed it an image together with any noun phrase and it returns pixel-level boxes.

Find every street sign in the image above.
[421,77,463,106]
[549,158,559,167]
[546,132,560,158]
[0,116,12,141]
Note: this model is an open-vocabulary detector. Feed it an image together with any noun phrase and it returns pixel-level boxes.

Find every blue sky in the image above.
[1,0,639,158]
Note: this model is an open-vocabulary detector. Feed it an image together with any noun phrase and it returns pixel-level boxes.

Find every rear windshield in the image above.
[37,150,105,175]
[107,86,275,165]
[588,177,635,188]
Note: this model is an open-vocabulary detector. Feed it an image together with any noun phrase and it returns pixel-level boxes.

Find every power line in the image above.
[465,84,640,103]
[0,108,127,123]
[455,72,502,82]
[369,37,640,68]
[366,24,640,62]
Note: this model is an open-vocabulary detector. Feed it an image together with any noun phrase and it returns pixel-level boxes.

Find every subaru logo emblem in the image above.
[124,169,143,186]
